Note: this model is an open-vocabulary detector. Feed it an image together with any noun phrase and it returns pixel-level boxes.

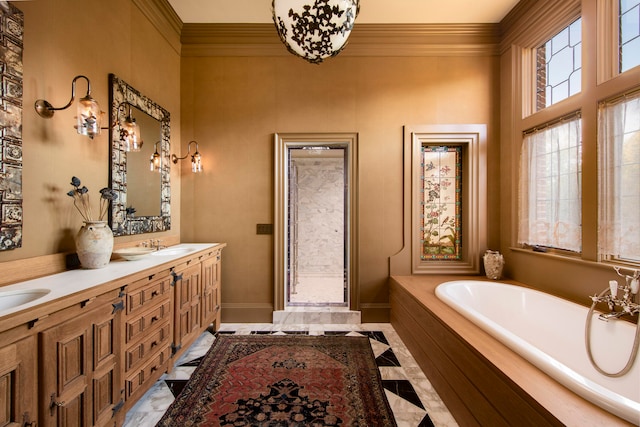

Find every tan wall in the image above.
[180,54,501,322]
[3,2,502,323]
[0,0,181,265]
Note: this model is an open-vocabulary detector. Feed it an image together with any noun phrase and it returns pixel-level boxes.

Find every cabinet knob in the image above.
[151,316,159,323]
[22,412,37,427]
[151,290,159,298]
[49,394,65,415]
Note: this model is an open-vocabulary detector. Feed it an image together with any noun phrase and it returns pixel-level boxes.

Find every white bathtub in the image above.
[435,280,640,425]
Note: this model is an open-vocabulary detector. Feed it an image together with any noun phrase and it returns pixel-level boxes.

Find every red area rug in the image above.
[156,334,396,426]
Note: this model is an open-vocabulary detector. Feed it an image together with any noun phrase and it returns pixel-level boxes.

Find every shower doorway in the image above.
[274,133,358,310]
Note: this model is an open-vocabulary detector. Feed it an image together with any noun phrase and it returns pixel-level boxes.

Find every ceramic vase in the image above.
[483,250,504,280]
[76,221,114,269]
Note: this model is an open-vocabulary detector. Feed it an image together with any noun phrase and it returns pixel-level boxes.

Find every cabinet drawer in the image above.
[125,300,171,343]
[124,321,171,373]
[125,346,171,400]
[126,276,172,315]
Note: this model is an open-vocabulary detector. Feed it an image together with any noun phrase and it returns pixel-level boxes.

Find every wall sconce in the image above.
[149,141,161,172]
[272,0,360,64]
[172,140,202,173]
[118,103,142,152]
[34,75,102,139]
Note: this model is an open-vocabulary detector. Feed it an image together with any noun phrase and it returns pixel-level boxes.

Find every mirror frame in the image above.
[108,73,171,236]
[0,3,24,251]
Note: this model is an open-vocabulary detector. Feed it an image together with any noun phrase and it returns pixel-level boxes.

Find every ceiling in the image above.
[167,0,521,24]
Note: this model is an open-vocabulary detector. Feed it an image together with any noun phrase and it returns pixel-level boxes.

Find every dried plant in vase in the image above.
[67,176,117,222]
[67,176,117,268]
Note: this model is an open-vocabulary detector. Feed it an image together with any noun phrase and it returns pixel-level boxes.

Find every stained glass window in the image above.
[620,0,640,72]
[536,18,582,110]
[421,146,461,260]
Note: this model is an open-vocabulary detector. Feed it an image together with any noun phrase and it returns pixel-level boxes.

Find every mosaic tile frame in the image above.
[0,2,23,251]
[109,74,171,236]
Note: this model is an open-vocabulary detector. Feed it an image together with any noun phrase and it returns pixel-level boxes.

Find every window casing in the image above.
[409,125,487,275]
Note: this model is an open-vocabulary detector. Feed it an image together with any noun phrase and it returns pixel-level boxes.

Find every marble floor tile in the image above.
[123,323,458,427]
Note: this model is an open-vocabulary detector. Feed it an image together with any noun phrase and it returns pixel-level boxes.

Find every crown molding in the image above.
[180,23,501,57]
[499,0,581,52]
[133,0,183,54]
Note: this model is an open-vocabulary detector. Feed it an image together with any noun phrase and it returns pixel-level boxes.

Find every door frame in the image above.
[274,133,359,311]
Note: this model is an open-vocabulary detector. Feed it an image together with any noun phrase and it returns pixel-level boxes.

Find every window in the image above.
[620,0,640,72]
[421,146,461,260]
[511,3,640,270]
[408,125,487,275]
[536,18,582,110]
[518,116,582,252]
[598,90,640,263]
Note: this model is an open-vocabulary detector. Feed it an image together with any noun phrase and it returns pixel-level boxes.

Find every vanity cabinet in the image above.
[39,289,124,427]
[0,243,225,427]
[172,247,224,360]
[0,330,37,427]
[171,261,202,360]
[122,270,173,410]
[201,249,222,330]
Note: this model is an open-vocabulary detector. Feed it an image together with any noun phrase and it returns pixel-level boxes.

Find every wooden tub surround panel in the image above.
[389,275,634,427]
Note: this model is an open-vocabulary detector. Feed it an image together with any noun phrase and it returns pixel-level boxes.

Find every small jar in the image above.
[483,250,504,280]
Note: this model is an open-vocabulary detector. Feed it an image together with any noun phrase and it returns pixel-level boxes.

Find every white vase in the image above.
[76,221,114,269]
[483,250,504,280]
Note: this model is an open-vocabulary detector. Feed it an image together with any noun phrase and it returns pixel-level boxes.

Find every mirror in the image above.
[125,106,161,217]
[109,74,170,236]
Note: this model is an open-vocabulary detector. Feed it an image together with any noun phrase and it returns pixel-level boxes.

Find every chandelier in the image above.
[272,0,360,64]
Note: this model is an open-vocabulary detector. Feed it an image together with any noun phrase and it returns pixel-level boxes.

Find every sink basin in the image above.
[0,289,50,311]
[150,247,195,257]
[114,247,156,261]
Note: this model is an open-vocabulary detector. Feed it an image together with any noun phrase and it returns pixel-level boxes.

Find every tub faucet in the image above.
[598,311,626,321]
[591,267,640,321]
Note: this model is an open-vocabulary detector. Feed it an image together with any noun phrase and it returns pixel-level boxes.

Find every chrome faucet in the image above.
[591,267,640,321]
[140,239,165,251]
[152,239,165,251]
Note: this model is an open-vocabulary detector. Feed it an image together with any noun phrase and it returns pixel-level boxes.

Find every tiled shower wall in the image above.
[293,157,344,278]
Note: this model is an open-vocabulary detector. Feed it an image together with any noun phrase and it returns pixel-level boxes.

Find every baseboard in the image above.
[221,303,274,323]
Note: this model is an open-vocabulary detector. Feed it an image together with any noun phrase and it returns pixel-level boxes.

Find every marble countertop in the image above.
[0,243,223,328]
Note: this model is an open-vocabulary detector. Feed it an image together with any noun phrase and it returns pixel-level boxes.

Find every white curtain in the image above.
[518,117,582,252]
[598,92,640,262]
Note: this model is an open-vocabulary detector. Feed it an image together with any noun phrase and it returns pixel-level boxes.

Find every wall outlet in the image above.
[256,224,273,235]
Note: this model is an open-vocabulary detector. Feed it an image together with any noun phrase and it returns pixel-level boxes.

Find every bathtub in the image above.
[435,280,640,425]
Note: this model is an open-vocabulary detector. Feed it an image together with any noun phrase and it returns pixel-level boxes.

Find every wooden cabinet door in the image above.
[0,334,37,427]
[40,299,123,427]
[172,263,202,358]
[201,253,221,331]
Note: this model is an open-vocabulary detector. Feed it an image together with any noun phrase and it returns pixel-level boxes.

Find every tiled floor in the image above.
[123,323,458,427]
[289,276,344,304]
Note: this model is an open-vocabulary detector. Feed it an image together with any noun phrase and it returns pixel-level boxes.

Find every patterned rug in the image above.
[156,334,397,426]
